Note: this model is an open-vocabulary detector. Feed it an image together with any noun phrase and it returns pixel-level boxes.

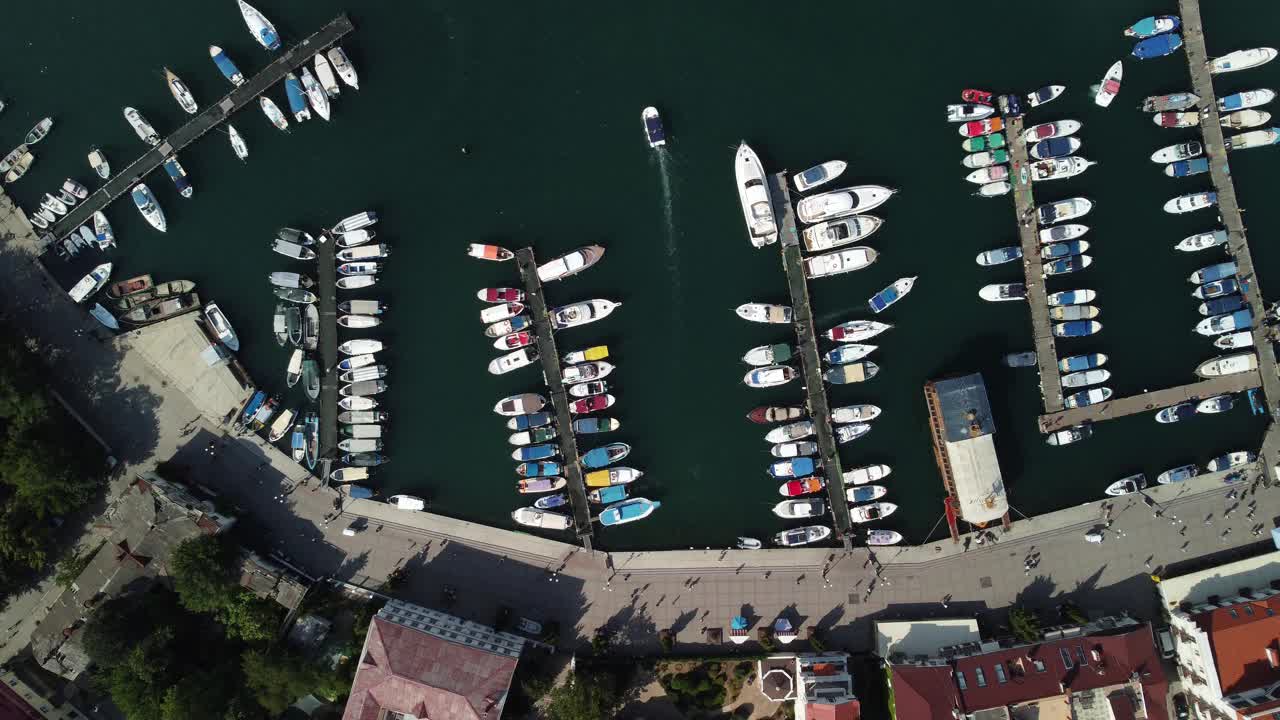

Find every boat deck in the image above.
[39,14,355,249]
[317,234,338,483]
[1179,0,1280,417]
[1005,114,1065,413]
[771,173,853,548]
[516,248,594,549]
[1038,371,1262,431]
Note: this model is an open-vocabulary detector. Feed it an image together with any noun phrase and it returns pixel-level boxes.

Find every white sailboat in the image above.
[123,107,161,145]
[238,0,281,51]
[300,67,331,121]
[314,53,341,97]
[228,124,248,161]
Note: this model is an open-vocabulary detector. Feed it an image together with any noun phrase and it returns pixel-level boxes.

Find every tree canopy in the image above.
[169,535,238,613]
[544,671,622,720]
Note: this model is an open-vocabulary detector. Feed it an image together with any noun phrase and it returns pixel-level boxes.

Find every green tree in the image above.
[242,650,325,715]
[160,673,229,720]
[55,541,104,588]
[1009,606,1042,643]
[221,592,283,643]
[103,627,177,720]
[544,671,620,720]
[169,536,236,613]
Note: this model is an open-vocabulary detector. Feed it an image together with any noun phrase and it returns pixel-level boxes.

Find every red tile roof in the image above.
[889,625,1167,719]
[0,682,43,720]
[807,699,860,720]
[1193,596,1280,694]
[342,617,519,720]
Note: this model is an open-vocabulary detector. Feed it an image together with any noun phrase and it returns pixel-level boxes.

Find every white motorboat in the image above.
[1214,331,1254,350]
[338,261,380,276]
[1064,387,1113,408]
[1210,48,1278,74]
[260,96,289,131]
[339,396,378,411]
[131,183,166,232]
[1094,61,1123,107]
[228,124,249,161]
[489,348,538,375]
[831,404,881,423]
[337,229,377,248]
[164,68,198,114]
[1196,353,1257,378]
[314,53,341,97]
[1026,84,1066,107]
[744,366,796,388]
[1207,451,1256,472]
[965,165,1008,184]
[328,47,360,89]
[551,299,620,329]
[868,277,917,313]
[239,0,281,50]
[1164,192,1217,214]
[390,495,427,511]
[41,193,67,215]
[803,247,878,278]
[825,319,891,342]
[1218,89,1276,113]
[842,463,891,485]
[801,215,882,252]
[734,143,778,248]
[63,178,88,200]
[835,423,871,443]
[68,263,112,303]
[480,302,525,323]
[88,146,110,178]
[1031,157,1095,182]
[1105,474,1146,496]
[333,211,378,233]
[1151,141,1203,163]
[337,244,391,262]
[845,485,888,503]
[850,502,896,524]
[203,302,239,351]
[742,344,792,366]
[976,246,1022,266]
[1049,304,1099,321]
[512,507,572,530]
[339,339,384,356]
[123,106,160,145]
[946,103,996,122]
[1046,425,1091,446]
[3,152,34,184]
[1061,369,1110,388]
[772,499,826,519]
[973,181,1012,197]
[338,315,381,329]
[736,303,792,324]
[962,150,1007,169]
[824,344,876,364]
[979,283,1027,302]
[300,66,331,121]
[1047,289,1096,306]
[772,525,832,547]
[1038,197,1093,225]
[537,245,605,282]
[1176,229,1228,252]
[771,441,818,458]
[1023,120,1082,142]
[765,421,815,444]
[285,348,303,387]
[797,185,896,224]
[1230,128,1280,150]
[792,160,847,192]
[1196,395,1234,414]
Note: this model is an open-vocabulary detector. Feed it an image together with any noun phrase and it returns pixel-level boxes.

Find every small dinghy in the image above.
[1064,387,1113,408]
[1133,33,1183,59]
[773,525,831,547]
[824,361,879,385]
[868,277,916,313]
[736,303,793,324]
[477,287,525,303]
[467,243,514,262]
[843,463,891,485]
[831,405,881,423]
[1164,191,1218,214]
[1061,369,1109,388]
[746,406,805,424]
[1046,425,1092,446]
[824,344,876,364]
[946,103,996,122]
[1024,120,1082,143]
[1047,289,1096,306]
[826,320,892,342]
[743,343,794,366]
[779,477,825,497]
[736,537,762,550]
[1027,85,1066,107]
[744,366,796,388]
[1094,61,1123,107]
[765,421,815,444]
[773,499,826,519]
[802,216,884,251]
[850,502,897,524]
[792,160,847,192]
[976,246,1021,266]
[1210,48,1278,75]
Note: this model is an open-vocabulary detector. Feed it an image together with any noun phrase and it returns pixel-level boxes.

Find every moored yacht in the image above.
[797,185,896,224]
[238,0,281,50]
[123,107,161,145]
[131,183,166,232]
[734,143,778,248]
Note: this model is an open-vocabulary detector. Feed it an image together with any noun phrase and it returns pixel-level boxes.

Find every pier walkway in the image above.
[1005,115,1065,413]
[1039,371,1261,431]
[316,236,338,483]
[770,173,853,546]
[516,249,593,549]
[1178,0,1280,415]
[40,14,355,249]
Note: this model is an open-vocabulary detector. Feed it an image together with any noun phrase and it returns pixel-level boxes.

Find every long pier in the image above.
[1038,371,1261,431]
[1178,0,1280,415]
[515,249,593,549]
[316,235,338,482]
[40,14,355,248]
[1005,114,1065,412]
[770,174,853,546]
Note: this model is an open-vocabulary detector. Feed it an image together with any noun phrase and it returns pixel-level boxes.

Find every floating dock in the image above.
[1005,114,1065,413]
[316,234,338,483]
[516,249,593,549]
[1038,371,1262,431]
[770,173,853,547]
[40,14,355,249]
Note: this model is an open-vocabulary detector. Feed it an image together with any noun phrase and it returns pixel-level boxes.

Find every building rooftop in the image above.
[934,374,996,442]
[1160,550,1280,608]
[1192,595,1280,694]
[875,619,981,659]
[929,374,1007,525]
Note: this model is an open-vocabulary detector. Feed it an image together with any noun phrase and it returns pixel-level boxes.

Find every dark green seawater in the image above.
[6,1,1280,549]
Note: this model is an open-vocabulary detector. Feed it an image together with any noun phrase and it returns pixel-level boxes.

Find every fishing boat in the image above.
[801,216,882,252]
[537,245,605,282]
[1050,304,1099,321]
[1199,295,1247,317]
[24,117,52,145]
[488,348,538,375]
[86,146,110,179]
[336,229,377,248]
[202,303,238,351]
[164,68,198,114]
[1190,261,1238,285]
[570,394,615,414]
[804,247,878,278]
[227,124,249,161]
[1197,395,1234,414]
[339,409,387,425]
[1157,464,1198,484]
[964,165,1008,184]
[641,106,665,148]
[267,407,296,443]
[1125,15,1180,38]
[466,243,514,262]
[1053,320,1102,337]
[328,47,359,89]
[769,457,817,479]
[300,67,330,121]
[831,405,881,424]
[209,45,245,85]
[1221,110,1272,129]
[1106,473,1147,496]
[1024,120,1082,143]
[339,378,386,398]
[744,366,796,388]
[314,53,340,97]
[1047,289,1096,306]
[846,485,888,503]
[562,361,613,383]
[270,271,315,289]
[1197,352,1258,378]
[284,73,310,121]
[824,361,879,385]
[130,183,166,231]
[772,498,826,519]
[773,525,832,547]
[1095,61,1123,107]
[302,412,319,469]
[68,263,113,303]
[792,160,847,192]
[1207,451,1255,472]
[958,118,1004,138]
[1219,89,1276,112]
[1059,353,1107,372]
[779,477,825,497]
[288,419,306,462]
[338,261,379,277]
[551,299,620,330]
[946,103,995,122]
[1061,369,1110,388]
[1154,111,1200,128]
[123,107,160,145]
[478,287,525,303]
[826,320,892,342]
[772,441,818,458]
[338,339,384,356]
[736,303,792,324]
[260,96,289,130]
[108,274,153,299]
[511,507,572,530]
[1215,331,1254,350]
[734,143,778,248]
[835,424,871,444]
[1064,387,1112,408]
[843,464,891,486]
[1228,128,1280,150]
[1037,197,1093,224]
[1165,191,1218,214]
[746,406,804,424]
[1142,93,1199,112]
[1027,85,1066,107]
[825,344,876,364]
[1165,158,1211,177]
[238,0,280,50]
[963,149,1009,169]
[3,150,34,184]
[765,421,815,444]
[1032,157,1094,181]
[480,302,525,324]
[120,292,201,325]
[850,502,896,523]
[582,443,630,470]
[743,343,793,366]
[1046,425,1092,446]
[272,239,316,263]
[1133,33,1184,59]
[868,277,916,313]
[962,132,1005,152]
[495,393,545,416]
[796,185,896,224]
[976,247,1021,266]
[1210,48,1278,74]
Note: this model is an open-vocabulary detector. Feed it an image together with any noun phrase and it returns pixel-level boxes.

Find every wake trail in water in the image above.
[656,150,682,331]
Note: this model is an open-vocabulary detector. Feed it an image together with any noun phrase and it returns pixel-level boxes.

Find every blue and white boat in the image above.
[1177,230,1228,252]
[1190,261,1238,284]
[1064,387,1112,409]
[1059,353,1107,372]
[512,444,559,462]
[162,156,193,198]
[582,443,630,469]
[587,485,628,504]
[1196,309,1252,336]
[209,45,245,85]
[284,73,310,121]
[1029,137,1081,160]
[340,484,374,500]
[1157,464,1198,484]
[507,412,554,431]
[1133,34,1183,59]
[868,277,917,313]
[1219,90,1276,113]
[1156,403,1196,423]
[977,247,1022,266]
[824,344,876,365]
[1053,320,1102,338]
[1045,255,1092,276]
[1200,295,1247,316]
[516,461,561,477]
[641,107,666,148]
[534,493,569,510]
[238,0,281,51]
[573,417,620,434]
[131,183,166,232]
[303,412,319,470]
[768,457,817,478]
[598,498,660,526]
[1194,277,1239,299]
[241,391,266,424]
[290,423,306,462]
[1166,158,1210,177]
[1047,289,1096,306]
[1125,15,1180,38]
[1041,240,1089,259]
[845,485,888,503]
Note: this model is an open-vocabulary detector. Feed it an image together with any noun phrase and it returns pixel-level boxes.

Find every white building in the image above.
[757,652,861,720]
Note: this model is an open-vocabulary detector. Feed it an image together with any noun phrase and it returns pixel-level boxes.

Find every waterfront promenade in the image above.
[40,14,355,249]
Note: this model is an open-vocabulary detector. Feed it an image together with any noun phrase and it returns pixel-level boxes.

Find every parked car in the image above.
[1156,626,1176,659]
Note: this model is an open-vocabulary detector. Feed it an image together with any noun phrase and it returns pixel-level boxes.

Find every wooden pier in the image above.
[316,235,339,482]
[516,249,593,549]
[1038,371,1261,431]
[770,173,853,546]
[1005,114,1065,412]
[40,14,355,249]
[1178,0,1280,416]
